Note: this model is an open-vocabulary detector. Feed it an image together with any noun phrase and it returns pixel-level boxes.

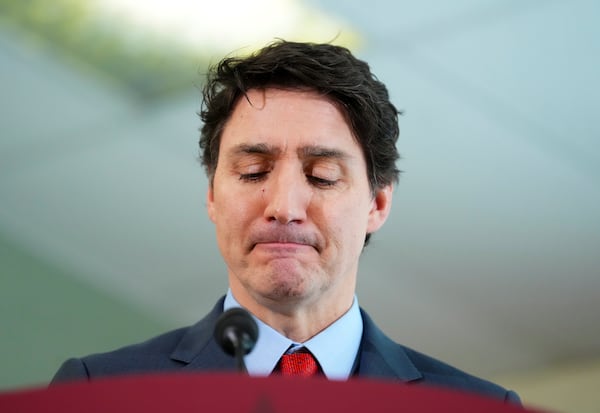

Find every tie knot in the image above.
[277,349,320,377]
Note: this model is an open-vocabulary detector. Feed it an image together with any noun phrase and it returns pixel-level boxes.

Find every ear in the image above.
[366,184,393,233]
[206,186,216,223]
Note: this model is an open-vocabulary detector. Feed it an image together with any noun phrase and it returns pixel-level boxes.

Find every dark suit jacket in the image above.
[52,297,520,403]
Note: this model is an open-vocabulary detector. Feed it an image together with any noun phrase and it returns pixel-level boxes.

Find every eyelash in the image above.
[239,172,267,182]
[239,172,337,187]
[307,176,337,187]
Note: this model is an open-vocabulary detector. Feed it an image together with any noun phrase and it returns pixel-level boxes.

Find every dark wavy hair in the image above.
[199,40,400,194]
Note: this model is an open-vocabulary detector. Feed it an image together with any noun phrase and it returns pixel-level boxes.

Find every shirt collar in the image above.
[224,290,363,380]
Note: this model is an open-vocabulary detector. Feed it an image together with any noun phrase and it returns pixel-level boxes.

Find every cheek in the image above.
[214,192,260,232]
[214,209,249,259]
[321,205,366,249]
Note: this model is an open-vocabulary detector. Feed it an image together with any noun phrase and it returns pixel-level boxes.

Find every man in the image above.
[52,40,519,403]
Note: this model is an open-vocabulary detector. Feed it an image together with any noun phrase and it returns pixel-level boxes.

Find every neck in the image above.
[230,287,354,343]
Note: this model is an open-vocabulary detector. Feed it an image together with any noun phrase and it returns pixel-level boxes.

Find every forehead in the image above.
[221,88,361,156]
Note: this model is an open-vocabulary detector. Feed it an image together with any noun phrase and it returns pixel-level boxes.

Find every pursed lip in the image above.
[249,228,321,253]
[252,242,314,255]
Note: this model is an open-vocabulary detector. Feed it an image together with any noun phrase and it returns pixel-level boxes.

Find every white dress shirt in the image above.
[224,289,363,380]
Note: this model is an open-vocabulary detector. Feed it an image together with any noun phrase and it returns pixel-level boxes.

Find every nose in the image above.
[263,166,311,224]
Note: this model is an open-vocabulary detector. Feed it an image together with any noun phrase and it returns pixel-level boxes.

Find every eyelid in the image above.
[307,175,337,187]
[305,164,342,189]
[240,171,268,182]
[233,154,272,174]
[240,163,265,174]
[308,162,342,181]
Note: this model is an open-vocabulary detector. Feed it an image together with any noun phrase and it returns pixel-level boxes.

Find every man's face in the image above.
[207,88,392,316]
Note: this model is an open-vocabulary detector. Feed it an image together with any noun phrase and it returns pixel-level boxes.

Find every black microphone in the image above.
[213,307,259,373]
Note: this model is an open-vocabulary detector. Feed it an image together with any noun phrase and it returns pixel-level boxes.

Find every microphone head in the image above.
[214,307,259,356]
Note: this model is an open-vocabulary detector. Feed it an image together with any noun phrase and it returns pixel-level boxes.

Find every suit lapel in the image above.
[170,297,238,372]
[357,309,423,382]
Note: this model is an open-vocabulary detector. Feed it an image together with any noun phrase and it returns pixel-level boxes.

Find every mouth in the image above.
[249,230,321,253]
[253,242,315,255]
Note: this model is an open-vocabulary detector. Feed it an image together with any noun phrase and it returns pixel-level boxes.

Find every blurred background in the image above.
[1,1,599,412]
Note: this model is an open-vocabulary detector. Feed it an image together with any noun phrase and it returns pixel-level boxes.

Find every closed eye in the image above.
[307,175,337,187]
[240,172,268,182]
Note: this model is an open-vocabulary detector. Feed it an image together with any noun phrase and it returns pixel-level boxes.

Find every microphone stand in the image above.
[214,307,259,374]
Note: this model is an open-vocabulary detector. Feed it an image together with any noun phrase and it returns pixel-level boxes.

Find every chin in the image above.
[262,273,315,301]
[245,262,326,300]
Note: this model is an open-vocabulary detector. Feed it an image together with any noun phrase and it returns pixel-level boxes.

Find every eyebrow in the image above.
[227,143,351,161]
[228,143,281,157]
[299,145,350,161]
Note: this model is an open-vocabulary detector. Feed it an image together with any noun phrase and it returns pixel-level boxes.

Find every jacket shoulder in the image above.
[52,326,191,383]
[359,309,520,403]
[401,345,520,402]
[52,298,227,384]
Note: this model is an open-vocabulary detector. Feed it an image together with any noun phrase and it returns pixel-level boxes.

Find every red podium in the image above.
[0,373,540,412]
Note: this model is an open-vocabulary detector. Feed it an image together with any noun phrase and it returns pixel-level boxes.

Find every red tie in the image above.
[277,349,320,377]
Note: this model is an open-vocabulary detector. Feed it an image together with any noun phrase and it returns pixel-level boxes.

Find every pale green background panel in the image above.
[0,232,169,389]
